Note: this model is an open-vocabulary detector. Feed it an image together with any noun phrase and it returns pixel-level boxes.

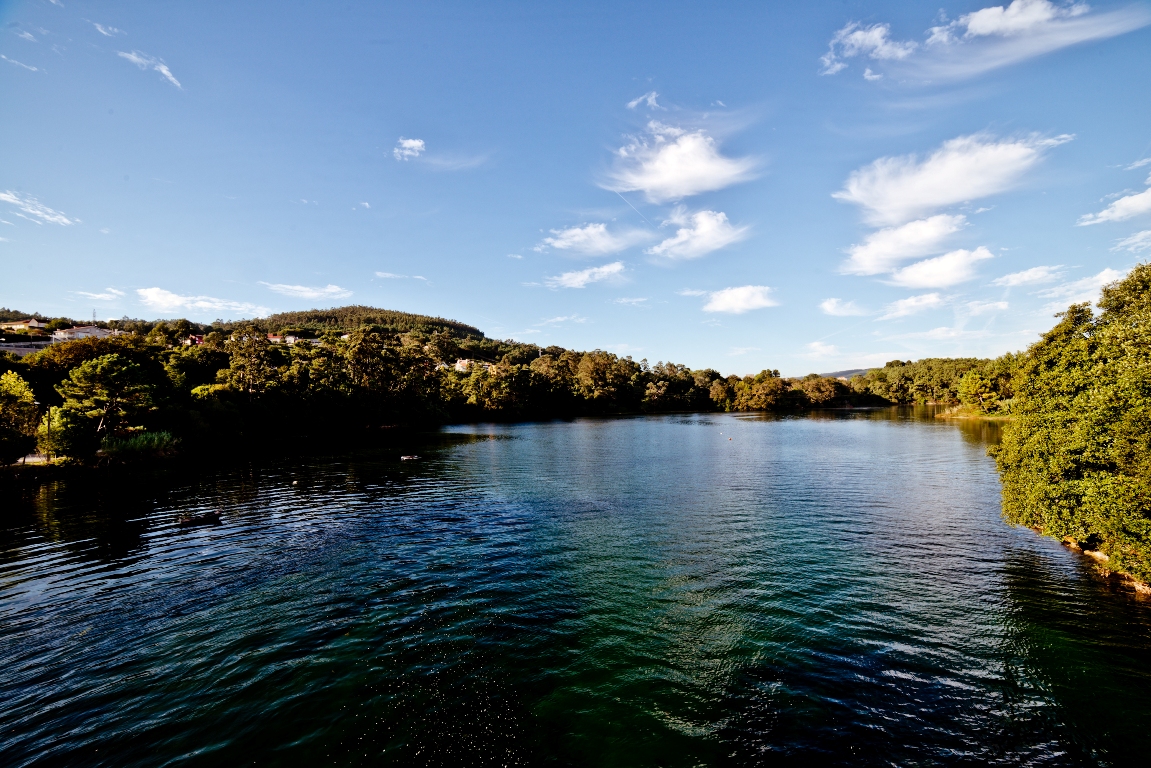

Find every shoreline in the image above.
[1040,529,1151,598]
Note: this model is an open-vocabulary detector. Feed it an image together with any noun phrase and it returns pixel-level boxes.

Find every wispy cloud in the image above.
[535,223,649,256]
[0,191,77,225]
[877,292,944,320]
[93,23,124,36]
[1037,268,1124,310]
[888,246,994,288]
[803,341,840,358]
[614,297,648,306]
[823,1,1151,81]
[15,30,37,42]
[992,264,1064,286]
[538,314,588,325]
[701,285,777,314]
[375,271,429,282]
[820,22,917,75]
[137,287,267,317]
[74,288,126,301]
[603,121,757,204]
[1113,230,1151,253]
[545,261,625,289]
[1127,158,1151,171]
[259,282,352,300]
[393,137,425,161]
[646,207,748,259]
[117,50,181,88]
[964,300,1009,315]
[820,298,867,316]
[626,91,663,110]
[835,133,1071,226]
[1077,175,1151,225]
[842,214,966,275]
[1,54,39,71]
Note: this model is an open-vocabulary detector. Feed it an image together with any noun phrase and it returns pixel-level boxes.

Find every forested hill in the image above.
[229,306,485,339]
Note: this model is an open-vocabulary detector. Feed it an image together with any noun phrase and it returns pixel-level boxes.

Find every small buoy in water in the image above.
[292,480,298,485]
[401,455,420,461]
[729,438,732,441]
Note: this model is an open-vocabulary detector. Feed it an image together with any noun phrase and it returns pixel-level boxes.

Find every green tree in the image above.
[0,371,39,464]
[56,354,156,437]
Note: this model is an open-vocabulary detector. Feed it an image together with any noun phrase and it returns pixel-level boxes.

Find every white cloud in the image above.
[677,288,708,296]
[804,341,839,357]
[834,133,1071,226]
[538,314,588,325]
[536,223,648,256]
[626,91,662,110]
[992,264,1064,285]
[1037,268,1123,309]
[1127,158,1151,170]
[614,297,648,305]
[842,214,966,275]
[359,202,370,208]
[1077,179,1151,225]
[375,271,428,282]
[960,0,1089,38]
[918,1,1150,79]
[117,50,181,88]
[93,23,124,36]
[645,207,748,259]
[863,68,882,81]
[0,191,77,225]
[506,253,522,259]
[965,300,1009,315]
[878,293,944,320]
[545,261,625,289]
[820,22,917,75]
[1113,230,1151,253]
[137,288,268,317]
[702,285,777,314]
[603,121,757,203]
[259,282,352,300]
[820,298,867,316]
[75,288,126,301]
[888,246,994,288]
[1,54,38,71]
[16,30,36,42]
[393,137,425,161]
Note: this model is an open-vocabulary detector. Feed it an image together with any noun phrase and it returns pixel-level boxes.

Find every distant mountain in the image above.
[819,368,867,379]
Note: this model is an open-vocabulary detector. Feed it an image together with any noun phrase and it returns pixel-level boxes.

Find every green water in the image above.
[2,409,1150,766]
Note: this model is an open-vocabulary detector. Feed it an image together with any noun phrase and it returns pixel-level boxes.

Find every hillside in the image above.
[221,305,485,339]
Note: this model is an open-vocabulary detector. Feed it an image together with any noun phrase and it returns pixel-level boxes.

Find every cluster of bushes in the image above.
[0,311,886,464]
[995,264,1151,585]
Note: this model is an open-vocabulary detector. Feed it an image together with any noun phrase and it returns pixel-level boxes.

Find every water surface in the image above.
[2,409,1150,766]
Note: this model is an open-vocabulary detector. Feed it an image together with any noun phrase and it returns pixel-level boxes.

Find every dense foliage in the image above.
[0,310,887,464]
[846,356,1018,411]
[995,264,1151,584]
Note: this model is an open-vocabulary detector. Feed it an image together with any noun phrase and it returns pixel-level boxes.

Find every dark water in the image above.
[3,409,1151,767]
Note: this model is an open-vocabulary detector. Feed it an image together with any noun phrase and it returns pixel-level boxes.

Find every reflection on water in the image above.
[2,409,1149,766]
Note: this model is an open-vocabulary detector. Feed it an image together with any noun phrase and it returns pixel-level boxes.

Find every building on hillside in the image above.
[183,335,205,346]
[267,334,285,343]
[51,326,115,341]
[0,339,54,357]
[0,318,47,331]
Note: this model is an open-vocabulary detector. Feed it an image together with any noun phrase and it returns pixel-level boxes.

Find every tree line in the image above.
[2,304,1024,465]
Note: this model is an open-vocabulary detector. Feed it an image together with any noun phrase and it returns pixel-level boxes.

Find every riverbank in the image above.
[1057,533,1151,597]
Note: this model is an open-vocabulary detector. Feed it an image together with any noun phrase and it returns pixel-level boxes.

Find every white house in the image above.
[51,326,115,341]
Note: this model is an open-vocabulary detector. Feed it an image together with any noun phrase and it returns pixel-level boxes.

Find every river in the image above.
[2,409,1150,766]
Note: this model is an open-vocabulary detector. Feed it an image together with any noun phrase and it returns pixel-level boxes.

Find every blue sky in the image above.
[2,0,1150,374]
